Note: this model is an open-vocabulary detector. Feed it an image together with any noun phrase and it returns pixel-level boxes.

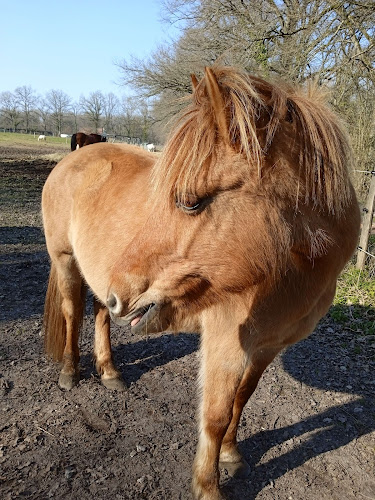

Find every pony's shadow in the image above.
[80,292,199,385]
[80,327,200,386]
[222,306,375,498]
[223,398,374,499]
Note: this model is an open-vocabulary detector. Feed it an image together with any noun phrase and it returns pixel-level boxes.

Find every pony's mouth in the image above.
[110,302,163,334]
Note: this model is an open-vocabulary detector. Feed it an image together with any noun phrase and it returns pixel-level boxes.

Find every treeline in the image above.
[119,0,374,201]
[0,87,160,144]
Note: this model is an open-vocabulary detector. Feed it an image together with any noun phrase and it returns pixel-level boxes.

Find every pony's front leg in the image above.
[93,297,126,391]
[192,320,246,500]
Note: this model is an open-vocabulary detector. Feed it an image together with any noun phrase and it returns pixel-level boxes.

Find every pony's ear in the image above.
[191,74,199,92]
[204,67,230,145]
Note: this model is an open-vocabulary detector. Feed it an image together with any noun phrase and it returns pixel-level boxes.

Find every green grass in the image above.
[0,131,70,148]
[335,265,375,307]
[331,264,375,336]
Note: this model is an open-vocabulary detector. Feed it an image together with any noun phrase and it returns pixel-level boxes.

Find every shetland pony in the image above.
[42,66,360,499]
[38,134,46,141]
[70,132,106,151]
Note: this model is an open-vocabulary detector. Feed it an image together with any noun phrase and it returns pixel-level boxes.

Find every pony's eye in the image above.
[176,194,202,213]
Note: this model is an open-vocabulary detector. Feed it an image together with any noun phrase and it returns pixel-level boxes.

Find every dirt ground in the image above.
[0,142,374,500]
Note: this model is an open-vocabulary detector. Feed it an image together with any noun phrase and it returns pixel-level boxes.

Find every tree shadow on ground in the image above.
[0,226,48,322]
[222,396,374,499]
[0,226,45,245]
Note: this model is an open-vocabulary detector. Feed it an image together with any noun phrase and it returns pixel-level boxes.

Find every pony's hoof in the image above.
[219,458,251,479]
[101,376,127,391]
[58,372,79,390]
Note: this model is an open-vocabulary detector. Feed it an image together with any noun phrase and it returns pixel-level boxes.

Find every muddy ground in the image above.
[0,142,374,500]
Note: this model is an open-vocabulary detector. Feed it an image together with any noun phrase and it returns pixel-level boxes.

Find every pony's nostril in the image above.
[107,293,118,311]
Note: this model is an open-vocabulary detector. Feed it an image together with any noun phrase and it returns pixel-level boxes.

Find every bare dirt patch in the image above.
[0,144,374,500]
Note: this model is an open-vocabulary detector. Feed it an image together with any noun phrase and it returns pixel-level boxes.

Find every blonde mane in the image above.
[153,66,352,214]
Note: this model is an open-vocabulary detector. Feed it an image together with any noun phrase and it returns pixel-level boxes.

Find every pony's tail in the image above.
[70,134,77,152]
[44,263,66,362]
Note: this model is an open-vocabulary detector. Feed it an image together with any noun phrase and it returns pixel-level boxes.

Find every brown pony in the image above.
[70,132,106,151]
[42,66,360,499]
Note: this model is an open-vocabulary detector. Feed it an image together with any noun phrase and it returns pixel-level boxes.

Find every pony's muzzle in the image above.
[107,292,123,317]
[107,292,168,334]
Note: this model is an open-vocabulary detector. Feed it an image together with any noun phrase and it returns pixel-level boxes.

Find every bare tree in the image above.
[0,91,22,131]
[80,91,105,132]
[103,93,119,134]
[117,44,200,99]
[14,85,37,133]
[36,98,50,134]
[120,96,139,137]
[138,99,154,143]
[69,102,81,134]
[119,0,374,93]
[46,89,71,136]
[118,0,374,197]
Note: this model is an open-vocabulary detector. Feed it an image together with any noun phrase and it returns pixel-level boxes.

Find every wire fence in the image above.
[357,247,375,259]
[354,170,375,175]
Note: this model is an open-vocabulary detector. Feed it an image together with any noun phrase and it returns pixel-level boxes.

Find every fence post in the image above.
[356,171,375,270]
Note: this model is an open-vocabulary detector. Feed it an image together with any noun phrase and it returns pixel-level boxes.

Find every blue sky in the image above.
[0,0,178,102]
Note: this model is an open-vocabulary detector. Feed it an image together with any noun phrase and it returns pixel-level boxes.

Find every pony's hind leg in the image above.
[54,255,86,390]
[93,297,126,391]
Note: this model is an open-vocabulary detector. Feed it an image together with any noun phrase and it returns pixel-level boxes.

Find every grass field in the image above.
[0,131,71,149]
[332,263,375,338]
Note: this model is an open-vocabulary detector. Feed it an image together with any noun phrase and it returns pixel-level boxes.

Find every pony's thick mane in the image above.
[153,66,352,214]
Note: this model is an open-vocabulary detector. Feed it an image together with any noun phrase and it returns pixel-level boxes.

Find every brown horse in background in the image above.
[42,66,360,499]
[70,132,106,151]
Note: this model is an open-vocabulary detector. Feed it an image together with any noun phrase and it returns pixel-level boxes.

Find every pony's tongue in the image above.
[131,315,142,327]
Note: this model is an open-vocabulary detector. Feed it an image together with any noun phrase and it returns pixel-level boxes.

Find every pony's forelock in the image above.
[152,66,352,214]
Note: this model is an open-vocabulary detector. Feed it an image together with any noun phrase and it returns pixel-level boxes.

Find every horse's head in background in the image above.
[71,132,106,151]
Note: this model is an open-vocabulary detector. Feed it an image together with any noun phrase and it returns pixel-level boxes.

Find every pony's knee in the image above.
[203,409,233,442]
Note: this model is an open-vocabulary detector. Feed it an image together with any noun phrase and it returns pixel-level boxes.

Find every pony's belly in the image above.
[71,230,128,305]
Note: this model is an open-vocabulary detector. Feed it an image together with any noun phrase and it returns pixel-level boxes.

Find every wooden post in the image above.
[356,171,375,270]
